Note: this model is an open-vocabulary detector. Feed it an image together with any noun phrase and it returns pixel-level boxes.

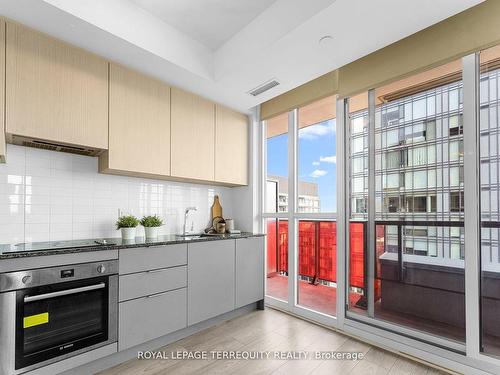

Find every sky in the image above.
[267,119,337,212]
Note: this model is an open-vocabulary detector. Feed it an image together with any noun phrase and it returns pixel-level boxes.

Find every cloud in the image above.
[310,169,327,178]
[299,121,335,140]
[312,161,320,166]
[319,155,337,164]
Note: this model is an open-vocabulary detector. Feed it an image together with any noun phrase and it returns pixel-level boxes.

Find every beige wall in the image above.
[265,94,337,138]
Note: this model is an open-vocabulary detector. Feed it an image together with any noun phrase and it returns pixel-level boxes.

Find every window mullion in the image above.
[336,97,348,328]
[463,52,481,358]
[367,89,376,318]
[288,109,298,308]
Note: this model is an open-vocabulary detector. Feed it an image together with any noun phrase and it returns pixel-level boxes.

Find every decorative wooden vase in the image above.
[211,195,223,219]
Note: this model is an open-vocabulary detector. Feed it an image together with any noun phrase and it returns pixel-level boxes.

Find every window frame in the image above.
[262,101,342,326]
[259,52,500,373]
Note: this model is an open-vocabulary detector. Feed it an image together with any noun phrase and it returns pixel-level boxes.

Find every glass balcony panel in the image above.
[297,220,337,316]
[266,219,288,301]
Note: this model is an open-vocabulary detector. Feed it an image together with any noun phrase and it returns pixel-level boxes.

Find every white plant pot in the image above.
[121,227,136,240]
[144,226,159,238]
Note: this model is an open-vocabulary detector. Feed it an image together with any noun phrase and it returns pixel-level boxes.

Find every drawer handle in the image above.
[146,291,170,299]
[146,269,165,274]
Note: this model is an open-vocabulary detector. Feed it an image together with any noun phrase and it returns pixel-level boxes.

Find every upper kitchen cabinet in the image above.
[5,22,108,151]
[0,20,5,163]
[99,64,171,178]
[171,87,215,182]
[215,105,248,185]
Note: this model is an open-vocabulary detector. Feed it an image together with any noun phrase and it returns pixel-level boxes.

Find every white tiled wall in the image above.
[0,144,234,244]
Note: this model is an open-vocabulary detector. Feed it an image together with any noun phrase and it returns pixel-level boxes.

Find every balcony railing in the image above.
[266,220,366,288]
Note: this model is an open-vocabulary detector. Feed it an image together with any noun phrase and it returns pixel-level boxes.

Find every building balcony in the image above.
[266,220,500,355]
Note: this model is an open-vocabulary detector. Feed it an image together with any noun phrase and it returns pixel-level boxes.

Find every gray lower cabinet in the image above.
[235,237,265,308]
[118,288,187,351]
[187,240,235,325]
[119,244,187,274]
[119,266,187,302]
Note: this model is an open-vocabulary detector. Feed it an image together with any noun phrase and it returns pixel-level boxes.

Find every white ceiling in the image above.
[129,0,278,50]
[0,0,484,113]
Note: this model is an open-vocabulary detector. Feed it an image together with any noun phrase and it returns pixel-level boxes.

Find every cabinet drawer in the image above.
[119,288,187,351]
[119,266,187,302]
[119,244,187,274]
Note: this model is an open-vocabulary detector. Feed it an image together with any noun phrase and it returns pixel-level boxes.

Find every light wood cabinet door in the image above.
[5,22,108,149]
[171,87,215,181]
[0,20,5,163]
[101,64,170,177]
[215,105,248,185]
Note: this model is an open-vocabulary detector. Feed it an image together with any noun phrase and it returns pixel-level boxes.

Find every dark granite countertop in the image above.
[0,233,265,260]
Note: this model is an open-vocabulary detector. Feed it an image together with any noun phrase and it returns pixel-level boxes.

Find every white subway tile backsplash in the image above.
[0,223,24,244]
[0,211,23,224]
[0,144,234,244]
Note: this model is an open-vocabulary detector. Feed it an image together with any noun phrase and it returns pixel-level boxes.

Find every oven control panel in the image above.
[0,260,118,292]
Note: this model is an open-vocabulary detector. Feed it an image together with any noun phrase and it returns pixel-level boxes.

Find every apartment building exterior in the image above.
[266,175,320,213]
[350,75,467,262]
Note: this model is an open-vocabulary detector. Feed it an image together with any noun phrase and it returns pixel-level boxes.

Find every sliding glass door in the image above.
[345,58,468,350]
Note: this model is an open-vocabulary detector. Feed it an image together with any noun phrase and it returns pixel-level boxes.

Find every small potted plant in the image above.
[140,215,163,239]
[116,215,139,240]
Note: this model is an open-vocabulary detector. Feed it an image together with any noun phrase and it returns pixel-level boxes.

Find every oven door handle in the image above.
[24,282,106,303]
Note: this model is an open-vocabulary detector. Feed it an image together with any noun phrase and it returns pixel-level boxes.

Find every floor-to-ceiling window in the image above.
[346,92,369,314]
[346,59,467,348]
[264,113,289,302]
[263,95,339,321]
[296,96,337,316]
[260,50,500,374]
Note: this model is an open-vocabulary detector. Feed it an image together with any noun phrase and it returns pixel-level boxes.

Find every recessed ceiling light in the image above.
[319,35,333,45]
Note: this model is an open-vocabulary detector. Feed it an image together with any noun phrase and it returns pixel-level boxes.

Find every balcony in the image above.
[266,221,365,317]
[266,220,500,354]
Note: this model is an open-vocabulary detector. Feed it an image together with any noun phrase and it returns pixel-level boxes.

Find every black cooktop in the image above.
[0,239,116,254]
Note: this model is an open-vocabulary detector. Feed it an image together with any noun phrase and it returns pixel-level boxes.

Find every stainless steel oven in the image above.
[0,260,118,373]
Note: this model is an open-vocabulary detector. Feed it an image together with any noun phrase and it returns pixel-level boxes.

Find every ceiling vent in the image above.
[248,79,280,97]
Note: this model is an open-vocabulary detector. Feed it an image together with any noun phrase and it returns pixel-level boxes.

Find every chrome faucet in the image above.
[183,207,198,235]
